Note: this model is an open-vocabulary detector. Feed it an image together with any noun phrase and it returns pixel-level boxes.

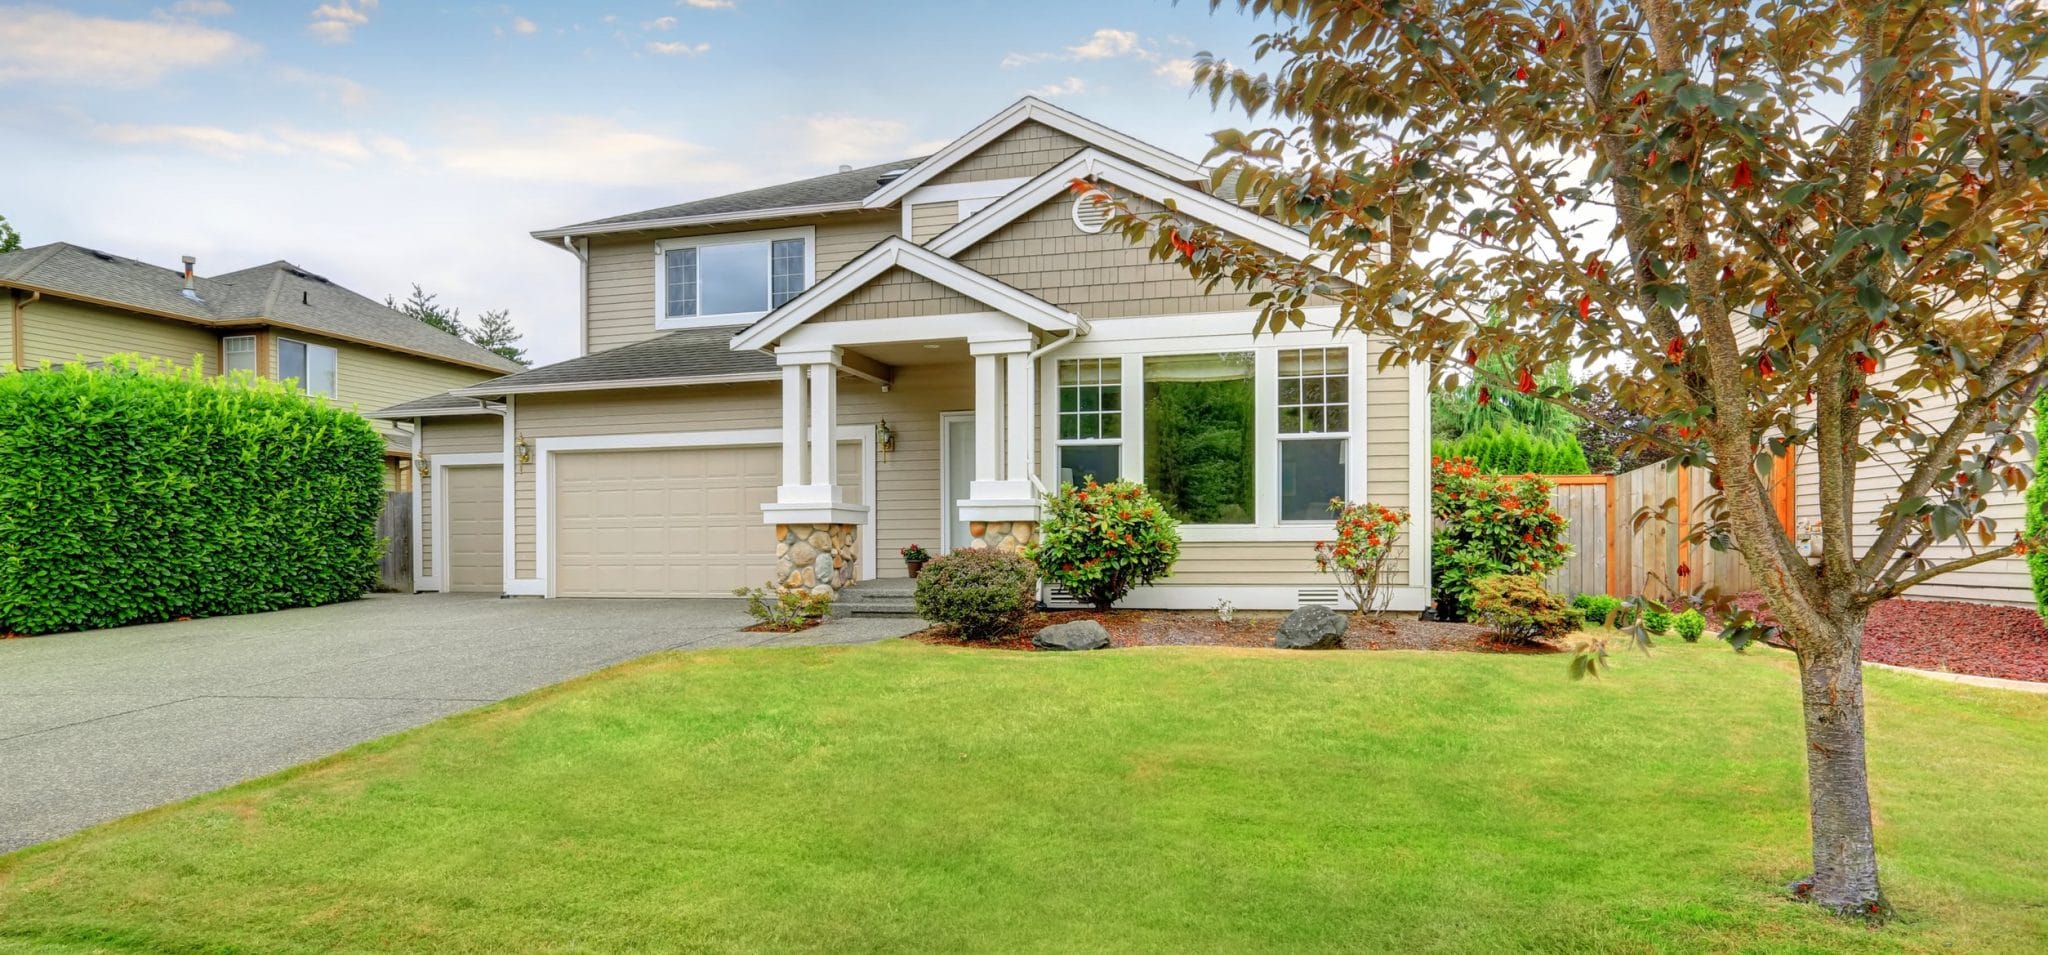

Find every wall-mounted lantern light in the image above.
[515,434,533,466]
[876,419,897,457]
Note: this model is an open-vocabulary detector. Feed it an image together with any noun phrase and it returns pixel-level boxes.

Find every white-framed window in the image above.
[223,335,258,376]
[277,338,338,399]
[1055,357,1122,487]
[1142,351,1259,526]
[655,226,814,328]
[1277,347,1349,521]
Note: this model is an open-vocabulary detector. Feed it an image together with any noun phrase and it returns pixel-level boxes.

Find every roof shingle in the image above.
[534,157,924,235]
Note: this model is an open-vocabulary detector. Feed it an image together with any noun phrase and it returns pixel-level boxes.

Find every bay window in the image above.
[1143,352,1257,524]
[1278,347,1349,521]
[277,338,337,399]
[657,228,811,327]
[1055,357,1121,487]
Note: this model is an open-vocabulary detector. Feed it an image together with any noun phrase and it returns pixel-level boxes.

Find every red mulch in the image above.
[909,610,1563,654]
[1730,594,2048,683]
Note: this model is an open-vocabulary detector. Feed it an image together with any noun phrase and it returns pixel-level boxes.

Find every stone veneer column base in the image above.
[967,520,1037,553]
[773,523,859,596]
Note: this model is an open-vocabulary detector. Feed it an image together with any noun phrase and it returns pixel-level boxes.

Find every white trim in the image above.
[528,425,875,599]
[654,225,816,331]
[502,396,533,595]
[451,371,778,398]
[428,452,507,595]
[863,96,1206,210]
[408,419,426,592]
[938,410,974,554]
[1409,356,1434,602]
[926,149,1319,266]
[275,336,340,400]
[380,401,502,418]
[1049,584,1429,612]
[730,237,1084,351]
[573,237,589,356]
[532,200,865,241]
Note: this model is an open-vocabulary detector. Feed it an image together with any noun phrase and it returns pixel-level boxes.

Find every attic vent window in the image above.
[1071,188,1113,234]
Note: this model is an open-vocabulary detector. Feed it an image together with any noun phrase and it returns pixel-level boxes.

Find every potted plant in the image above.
[900,543,932,578]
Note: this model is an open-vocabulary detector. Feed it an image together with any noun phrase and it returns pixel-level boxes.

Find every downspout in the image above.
[10,289,39,370]
[1024,324,1083,497]
[562,236,589,356]
[401,418,424,592]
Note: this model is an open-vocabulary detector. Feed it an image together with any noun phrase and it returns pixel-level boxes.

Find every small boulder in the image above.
[1274,605,1348,650]
[1033,619,1111,651]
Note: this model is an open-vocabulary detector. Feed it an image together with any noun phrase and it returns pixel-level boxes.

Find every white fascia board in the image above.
[729,237,1083,352]
[927,149,1319,265]
[450,371,777,398]
[863,96,1207,211]
[529,201,867,241]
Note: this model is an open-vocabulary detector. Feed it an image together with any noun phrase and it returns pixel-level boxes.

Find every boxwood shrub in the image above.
[0,358,386,635]
[912,547,1039,639]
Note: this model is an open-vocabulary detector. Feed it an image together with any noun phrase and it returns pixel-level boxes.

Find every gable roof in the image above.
[530,157,925,241]
[862,96,1208,210]
[448,323,776,397]
[0,242,523,374]
[730,237,1085,352]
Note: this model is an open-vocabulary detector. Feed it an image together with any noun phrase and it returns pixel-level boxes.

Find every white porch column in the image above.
[808,360,839,495]
[779,363,806,491]
[973,352,1004,485]
[1004,350,1033,485]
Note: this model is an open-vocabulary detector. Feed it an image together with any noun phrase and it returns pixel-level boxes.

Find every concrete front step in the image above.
[836,579,922,619]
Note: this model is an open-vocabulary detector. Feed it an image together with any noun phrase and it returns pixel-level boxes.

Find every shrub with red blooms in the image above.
[1314,501,1409,615]
[1431,456,1572,620]
[1028,479,1181,611]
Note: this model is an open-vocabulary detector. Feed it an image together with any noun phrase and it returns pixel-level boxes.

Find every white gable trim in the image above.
[730,237,1085,352]
[925,148,1320,266]
[863,96,1207,211]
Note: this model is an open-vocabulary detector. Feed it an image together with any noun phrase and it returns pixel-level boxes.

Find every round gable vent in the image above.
[1070,188,1113,234]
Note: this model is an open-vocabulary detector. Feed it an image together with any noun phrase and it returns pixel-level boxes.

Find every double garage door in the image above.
[551,442,862,598]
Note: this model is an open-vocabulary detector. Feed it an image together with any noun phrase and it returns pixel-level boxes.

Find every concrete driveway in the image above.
[0,594,917,853]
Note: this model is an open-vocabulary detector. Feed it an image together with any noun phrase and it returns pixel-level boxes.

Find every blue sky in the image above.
[1,1,1273,363]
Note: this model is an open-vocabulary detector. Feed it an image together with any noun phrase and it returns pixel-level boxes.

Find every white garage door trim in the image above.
[532,426,876,599]
[426,452,507,593]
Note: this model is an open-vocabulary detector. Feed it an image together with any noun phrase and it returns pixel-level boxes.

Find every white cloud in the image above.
[790,115,946,166]
[93,122,287,160]
[1067,28,1138,59]
[511,16,538,35]
[1027,77,1088,98]
[1153,58,1197,85]
[171,0,235,15]
[680,0,735,8]
[276,67,369,108]
[0,6,253,87]
[307,0,376,44]
[644,15,677,30]
[646,40,710,56]
[436,116,746,186]
[999,51,1050,69]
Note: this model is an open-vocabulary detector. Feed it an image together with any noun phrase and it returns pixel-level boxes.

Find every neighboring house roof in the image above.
[530,158,926,241]
[0,242,523,374]
[446,324,776,398]
[374,392,500,418]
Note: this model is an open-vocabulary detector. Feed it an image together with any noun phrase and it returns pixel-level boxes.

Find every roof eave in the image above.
[530,200,872,242]
[450,371,779,398]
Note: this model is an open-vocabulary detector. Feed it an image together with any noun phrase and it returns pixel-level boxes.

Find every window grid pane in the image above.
[1278,347,1349,436]
[665,248,698,317]
[224,336,256,375]
[770,238,805,306]
[1056,357,1121,455]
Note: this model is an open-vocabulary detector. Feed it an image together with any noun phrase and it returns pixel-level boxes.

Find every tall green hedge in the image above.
[2029,391,2048,623]
[0,357,386,635]
[1431,426,1591,476]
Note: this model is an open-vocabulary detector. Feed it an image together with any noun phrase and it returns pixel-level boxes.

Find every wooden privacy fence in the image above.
[1538,456,1794,600]
[377,491,413,593]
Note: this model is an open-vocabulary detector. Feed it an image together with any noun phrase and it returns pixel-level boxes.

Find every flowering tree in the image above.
[1314,501,1410,615]
[1105,0,2048,920]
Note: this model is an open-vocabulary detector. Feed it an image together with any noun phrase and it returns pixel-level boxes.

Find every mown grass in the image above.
[1,639,2043,953]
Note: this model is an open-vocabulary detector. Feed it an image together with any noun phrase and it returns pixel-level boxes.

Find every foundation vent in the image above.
[1295,587,1344,609]
[1044,585,1086,609]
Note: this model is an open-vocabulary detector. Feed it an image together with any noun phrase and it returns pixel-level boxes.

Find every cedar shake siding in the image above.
[928,121,1087,186]
[813,268,993,323]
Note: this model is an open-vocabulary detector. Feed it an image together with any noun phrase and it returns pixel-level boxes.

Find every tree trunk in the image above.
[1793,626,1890,919]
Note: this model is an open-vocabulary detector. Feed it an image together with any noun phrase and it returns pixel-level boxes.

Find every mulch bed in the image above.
[1730,594,2048,683]
[910,609,1564,654]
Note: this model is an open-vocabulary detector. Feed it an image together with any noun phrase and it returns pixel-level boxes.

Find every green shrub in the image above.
[1430,456,1573,619]
[1313,501,1409,615]
[1470,574,1582,643]
[1571,593,1624,628]
[1641,606,1674,635]
[1028,479,1181,610]
[1431,426,1592,476]
[913,548,1039,639]
[0,358,385,635]
[733,586,833,631]
[2029,391,2048,623]
[1674,608,1707,642]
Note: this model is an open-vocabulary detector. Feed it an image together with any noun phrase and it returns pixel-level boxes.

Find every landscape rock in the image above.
[1033,619,1111,651]
[1274,605,1348,650]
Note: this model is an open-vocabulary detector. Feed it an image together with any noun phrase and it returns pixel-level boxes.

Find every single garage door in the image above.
[445,465,504,593]
[552,442,862,598]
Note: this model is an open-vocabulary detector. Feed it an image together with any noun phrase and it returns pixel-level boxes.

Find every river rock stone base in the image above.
[773,523,859,597]
[967,520,1036,552]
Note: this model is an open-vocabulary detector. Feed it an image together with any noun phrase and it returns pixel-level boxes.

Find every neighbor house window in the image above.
[1056,357,1121,487]
[658,229,811,326]
[277,338,337,399]
[1278,347,1349,521]
[223,335,257,376]
[1144,352,1257,524]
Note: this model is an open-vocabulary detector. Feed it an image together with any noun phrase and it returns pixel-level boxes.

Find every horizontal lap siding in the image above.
[909,202,959,244]
[418,416,504,580]
[267,330,496,422]
[583,212,899,355]
[22,298,220,374]
[929,122,1085,185]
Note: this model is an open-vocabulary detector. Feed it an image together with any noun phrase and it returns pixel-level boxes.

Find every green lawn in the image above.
[2,639,2044,954]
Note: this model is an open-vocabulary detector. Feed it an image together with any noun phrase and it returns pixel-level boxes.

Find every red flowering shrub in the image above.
[1431,456,1572,619]
[1028,479,1182,611]
[1314,501,1409,615]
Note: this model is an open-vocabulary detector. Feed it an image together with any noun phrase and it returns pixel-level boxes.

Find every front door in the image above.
[941,412,975,554]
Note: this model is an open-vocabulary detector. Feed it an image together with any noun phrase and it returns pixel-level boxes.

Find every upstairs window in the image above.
[223,335,257,376]
[277,338,338,399]
[657,228,812,327]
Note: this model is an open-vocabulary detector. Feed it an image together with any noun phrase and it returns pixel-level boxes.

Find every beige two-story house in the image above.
[1,243,525,487]
[384,98,1431,608]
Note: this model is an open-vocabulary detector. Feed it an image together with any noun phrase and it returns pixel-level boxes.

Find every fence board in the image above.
[1543,477,1611,598]
[377,491,413,593]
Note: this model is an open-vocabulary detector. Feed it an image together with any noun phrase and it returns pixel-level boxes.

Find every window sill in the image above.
[656,310,771,331]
